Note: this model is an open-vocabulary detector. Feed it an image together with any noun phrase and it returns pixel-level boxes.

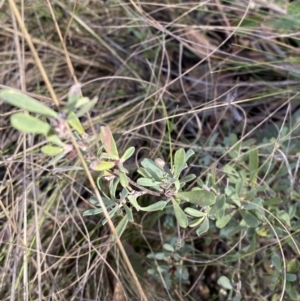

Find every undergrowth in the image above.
[0,1,300,301]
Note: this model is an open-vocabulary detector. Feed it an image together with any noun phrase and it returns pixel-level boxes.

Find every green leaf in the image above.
[210,194,226,216]
[256,225,271,237]
[286,273,297,282]
[286,283,299,300]
[174,148,185,178]
[11,113,51,135]
[189,216,205,227]
[240,210,260,228]
[113,215,128,240]
[216,213,234,228]
[184,207,207,218]
[217,276,232,290]
[249,147,258,186]
[89,195,114,207]
[83,208,103,216]
[264,197,282,206]
[287,259,300,273]
[75,97,89,108]
[128,195,139,210]
[121,146,135,161]
[278,210,291,227]
[272,253,282,271]
[244,197,263,210]
[214,208,225,220]
[119,171,129,188]
[139,201,167,212]
[123,204,133,222]
[141,158,165,180]
[46,134,65,147]
[235,177,243,196]
[163,243,175,252]
[185,149,195,161]
[196,217,209,236]
[67,111,85,135]
[119,164,129,174]
[137,177,161,187]
[102,207,121,225]
[269,1,300,31]
[76,96,98,117]
[0,89,59,118]
[289,204,297,219]
[172,199,188,228]
[41,145,64,156]
[225,186,241,207]
[180,174,196,185]
[67,83,81,109]
[91,161,115,171]
[245,198,265,216]
[119,188,129,202]
[137,167,152,178]
[177,190,216,206]
[244,189,257,201]
[100,126,119,158]
[154,253,168,260]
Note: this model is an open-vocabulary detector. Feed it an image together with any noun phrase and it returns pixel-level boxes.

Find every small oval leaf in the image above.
[75,97,89,108]
[286,273,297,282]
[180,174,196,184]
[210,194,226,215]
[287,258,300,273]
[196,217,209,236]
[141,158,164,180]
[163,243,175,252]
[91,161,115,171]
[41,145,64,156]
[83,208,103,216]
[119,171,129,188]
[137,177,161,187]
[76,97,97,117]
[240,210,260,228]
[67,83,82,109]
[113,215,128,240]
[172,199,188,228]
[128,195,139,210]
[177,190,216,206]
[216,213,234,229]
[46,134,65,147]
[121,146,135,161]
[174,148,185,178]
[185,149,195,161]
[11,113,51,135]
[218,276,233,290]
[0,89,58,118]
[189,216,205,227]
[100,126,119,158]
[184,207,207,218]
[67,111,85,135]
[139,201,167,212]
[124,204,134,222]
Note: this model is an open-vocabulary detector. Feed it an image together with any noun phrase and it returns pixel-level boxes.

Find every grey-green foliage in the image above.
[1,88,299,296]
[0,85,297,250]
[147,238,191,289]
[0,87,273,238]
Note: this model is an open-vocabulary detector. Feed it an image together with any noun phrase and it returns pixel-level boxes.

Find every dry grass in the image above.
[1,0,300,300]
